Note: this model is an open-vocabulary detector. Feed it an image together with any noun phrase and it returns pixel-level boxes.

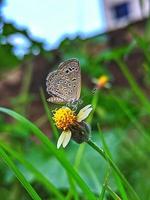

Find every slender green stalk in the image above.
[115,58,150,113]
[87,140,141,200]
[99,167,122,200]
[85,160,101,192]
[14,61,33,115]
[65,177,79,200]
[111,93,150,143]
[1,142,65,200]
[87,90,99,124]
[71,90,100,198]
[0,107,96,200]
[74,90,99,170]
[74,143,85,169]
[0,146,42,200]
[99,168,110,200]
[40,89,78,200]
[34,115,48,127]
[106,185,122,200]
[98,126,128,200]
[40,88,58,139]
[20,61,33,96]
[132,32,150,64]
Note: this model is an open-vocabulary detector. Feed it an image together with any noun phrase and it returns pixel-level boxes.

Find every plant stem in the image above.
[87,140,141,200]
[111,93,150,143]
[115,58,150,113]
[99,167,110,200]
[0,107,96,200]
[40,88,58,139]
[0,146,42,200]
[0,142,65,200]
[106,185,122,200]
[98,125,128,200]
[87,90,99,124]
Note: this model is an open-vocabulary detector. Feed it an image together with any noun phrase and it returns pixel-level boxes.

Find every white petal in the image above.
[77,105,92,122]
[62,130,72,148]
[80,105,92,112]
[57,131,66,149]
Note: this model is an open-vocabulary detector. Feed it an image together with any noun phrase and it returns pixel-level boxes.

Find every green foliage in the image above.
[1,18,150,200]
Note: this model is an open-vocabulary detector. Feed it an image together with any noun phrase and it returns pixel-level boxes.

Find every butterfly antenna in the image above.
[80,87,98,103]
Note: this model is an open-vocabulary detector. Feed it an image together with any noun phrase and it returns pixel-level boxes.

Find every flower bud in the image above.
[70,121,91,144]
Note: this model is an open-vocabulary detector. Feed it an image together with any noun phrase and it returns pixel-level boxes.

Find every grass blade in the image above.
[40,88,58,139]
[98,126,128,200]
[106,185,122,200]
[115,58,150,113]
[99,167,110,200]
[87,139,141,200]
[0,142,65,200]
[111,94,150,143]
[0,107,96,200]
[0,146,42,200]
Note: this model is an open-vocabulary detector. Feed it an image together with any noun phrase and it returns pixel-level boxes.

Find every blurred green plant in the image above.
[1,15,150,200]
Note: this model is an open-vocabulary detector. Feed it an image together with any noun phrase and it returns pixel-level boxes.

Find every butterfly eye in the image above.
[65,70,69,74]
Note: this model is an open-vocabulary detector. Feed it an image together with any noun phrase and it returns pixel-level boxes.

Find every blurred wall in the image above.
[104,0,150,30]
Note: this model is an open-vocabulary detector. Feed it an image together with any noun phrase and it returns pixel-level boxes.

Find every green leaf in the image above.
[1,143,65,200]
[0,107,96,200]
[0,146,42,200]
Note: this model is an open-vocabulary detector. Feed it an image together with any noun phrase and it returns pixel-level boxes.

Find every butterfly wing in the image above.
[46,70,66,103]
[46,59,81,103]
[58,59,81,101]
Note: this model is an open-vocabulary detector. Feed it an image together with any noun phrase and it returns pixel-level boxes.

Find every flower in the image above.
[93,75,110,89]
[53,105,92,149]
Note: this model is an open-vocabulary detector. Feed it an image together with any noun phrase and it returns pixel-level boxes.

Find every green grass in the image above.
[0,146,42,200]
[0,142,65,200]
[0,105,142,200]
[0,107,96,200]
[1,22,150,199]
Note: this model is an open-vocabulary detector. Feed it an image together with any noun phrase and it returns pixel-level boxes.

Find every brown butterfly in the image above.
[46,59,81,104]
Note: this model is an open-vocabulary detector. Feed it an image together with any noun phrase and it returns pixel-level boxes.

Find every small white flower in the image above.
[77,105,92,122]
[54,105,92,149]
[57,130,72,149]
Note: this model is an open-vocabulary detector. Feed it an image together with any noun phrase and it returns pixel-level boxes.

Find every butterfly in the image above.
[46,58,81,104]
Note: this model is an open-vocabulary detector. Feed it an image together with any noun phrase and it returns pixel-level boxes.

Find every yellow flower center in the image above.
[97,75,109,88]
[53,107,77,130]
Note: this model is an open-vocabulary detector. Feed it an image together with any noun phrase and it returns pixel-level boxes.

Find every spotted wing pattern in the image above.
[46,59,81,103]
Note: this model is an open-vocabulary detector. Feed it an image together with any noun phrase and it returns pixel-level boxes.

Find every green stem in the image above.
[106,185,122,200]
[74,90,99,169]
[98,126,128,200]
[87,140,141,200]
[111,93,150,143]
[0,142,65,200]
[70,92,99,198]
[87,90,99,124]
[115,58,150,113]
[99,167,110,200]
[40,88,58,139]
[74,143,85,169]
[0,107,96,200]
[0,146,41,200]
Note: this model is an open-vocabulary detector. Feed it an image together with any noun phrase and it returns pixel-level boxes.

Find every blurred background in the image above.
[0,0,150,199]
